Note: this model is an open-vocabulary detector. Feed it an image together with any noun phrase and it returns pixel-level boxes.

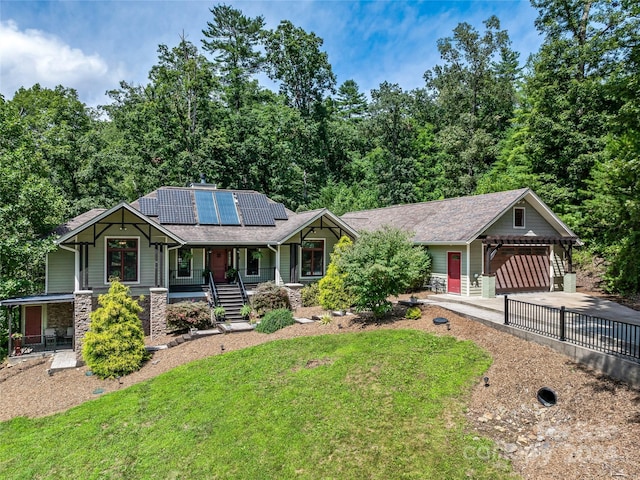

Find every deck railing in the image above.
[505,296,640,363]
[169,269,209,287]
[238,267,276,285]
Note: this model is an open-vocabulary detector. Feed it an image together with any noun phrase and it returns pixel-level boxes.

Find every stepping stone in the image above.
[294,317,314,324]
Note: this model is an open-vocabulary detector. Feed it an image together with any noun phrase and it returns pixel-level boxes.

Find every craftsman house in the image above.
[342,188,579,298]
[1,183,357,357]
[1,186,578,358]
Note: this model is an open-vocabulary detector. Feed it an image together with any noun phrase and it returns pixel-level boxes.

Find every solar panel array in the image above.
[237,193,276,226]
[139,197,158,216]
[215,191,241,225]
[147,188,287,226]
[157,189,197,224]
[194,190,219,225]
[269,202,288,220]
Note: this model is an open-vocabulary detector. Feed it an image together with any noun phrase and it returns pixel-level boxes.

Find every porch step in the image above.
[50,351,77,372]
[218,322,255,333]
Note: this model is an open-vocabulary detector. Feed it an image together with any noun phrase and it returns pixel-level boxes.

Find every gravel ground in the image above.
[1,298,639,479]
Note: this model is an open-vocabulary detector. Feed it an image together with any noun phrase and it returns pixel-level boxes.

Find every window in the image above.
[106,238,138,282]
[177,248,192,278]
[514,207,525,229]
[246,248,260,276]
[301,240,324,276]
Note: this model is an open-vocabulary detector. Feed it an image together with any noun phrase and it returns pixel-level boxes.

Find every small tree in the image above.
[318,236,355,311]
[338,226,431,318]
[82,280,149,378]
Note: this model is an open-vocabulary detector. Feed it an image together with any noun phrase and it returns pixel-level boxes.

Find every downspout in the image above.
[267,244,280,285]
[466,243,471,297]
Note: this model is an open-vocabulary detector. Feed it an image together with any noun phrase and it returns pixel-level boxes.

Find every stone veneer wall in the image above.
[149,288,168,338]
[74,290,93,362]
[284,284,303,310]
[47,303,74,330]
[137,295,151,336]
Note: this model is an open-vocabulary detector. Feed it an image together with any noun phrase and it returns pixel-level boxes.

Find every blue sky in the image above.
[0,1,543,107]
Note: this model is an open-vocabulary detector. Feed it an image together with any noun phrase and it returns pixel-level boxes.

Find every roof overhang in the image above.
[56,203,185,246]
[0,293,75,307]
[275,209,359,244]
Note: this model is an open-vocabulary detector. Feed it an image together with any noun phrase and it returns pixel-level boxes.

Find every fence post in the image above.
[559,306,566,341]
[504,295,509,325]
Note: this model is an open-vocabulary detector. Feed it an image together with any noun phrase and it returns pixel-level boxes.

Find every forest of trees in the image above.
[1,0,639,302]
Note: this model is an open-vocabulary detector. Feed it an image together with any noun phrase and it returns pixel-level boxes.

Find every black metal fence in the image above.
[505,296,640,363]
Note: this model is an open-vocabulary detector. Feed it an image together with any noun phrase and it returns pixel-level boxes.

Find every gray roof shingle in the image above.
[341,188,530,243]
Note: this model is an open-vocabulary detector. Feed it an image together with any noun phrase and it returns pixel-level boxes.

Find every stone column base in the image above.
[564,273,577,293]
[74,290,93,363]
[149,288,168,338]
[481,275,496,298]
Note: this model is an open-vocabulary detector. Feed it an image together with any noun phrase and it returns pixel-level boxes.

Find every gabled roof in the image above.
[55,203,184,245]
[54,186,357,246]
[341,188,577,244]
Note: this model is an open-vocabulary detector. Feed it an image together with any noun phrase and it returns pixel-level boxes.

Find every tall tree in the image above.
[263,20,336,116]
[521,0,638,209]
[202,4,265,110]
[335,79,367,119]
[424,16,519,197]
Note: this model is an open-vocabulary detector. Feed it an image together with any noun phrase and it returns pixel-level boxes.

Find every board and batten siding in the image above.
[47,248,75,293]
[483,199,559,237]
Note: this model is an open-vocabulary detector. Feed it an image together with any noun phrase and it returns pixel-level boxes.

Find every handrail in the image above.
[237,269,249,305]
[208,271,219,307]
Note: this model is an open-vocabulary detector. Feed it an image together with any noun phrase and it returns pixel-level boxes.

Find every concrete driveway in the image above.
[428,292,640,326]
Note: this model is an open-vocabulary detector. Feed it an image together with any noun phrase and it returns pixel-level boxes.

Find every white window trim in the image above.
[105,236,141,285]
[513,207,526,229]
[300,238,325,278]
[245,248,261,277]
[175,247,193,279]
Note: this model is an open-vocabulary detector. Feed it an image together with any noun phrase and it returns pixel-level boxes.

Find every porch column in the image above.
[74,290,93,362]
[149,288,168,338]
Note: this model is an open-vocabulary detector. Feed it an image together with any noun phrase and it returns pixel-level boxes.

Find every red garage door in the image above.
[491,246,550,294]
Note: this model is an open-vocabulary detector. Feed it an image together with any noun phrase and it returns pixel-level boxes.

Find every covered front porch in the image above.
[1,294,75,359]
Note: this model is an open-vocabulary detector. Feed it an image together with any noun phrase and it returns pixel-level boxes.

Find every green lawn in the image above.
[0,330,516,479]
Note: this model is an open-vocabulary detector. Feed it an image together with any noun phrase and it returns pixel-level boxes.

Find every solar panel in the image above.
[237,193,276,226]
[194,190,219,225]
[139,197,158,216]
[242,208,276,226]
[157,189,196,224]
[269,203,288,220]
[214,191,240,225]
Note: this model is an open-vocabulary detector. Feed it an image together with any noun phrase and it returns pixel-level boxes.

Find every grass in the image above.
[0,330,516,479]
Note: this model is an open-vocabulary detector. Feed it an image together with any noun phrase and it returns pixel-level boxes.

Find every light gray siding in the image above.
[47,249,75,293]
[483,199,559,237]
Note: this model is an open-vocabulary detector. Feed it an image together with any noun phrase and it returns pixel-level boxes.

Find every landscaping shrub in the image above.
[82,280,149,379]
[301,282,320,307]
[319,236,355,311]
[251,282,290,315]
[166,301,212,331]
[255,308,294,334]
[405,306,422,320]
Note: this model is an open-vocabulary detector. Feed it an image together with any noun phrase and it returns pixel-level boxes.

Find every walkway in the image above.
[424,292,640,326]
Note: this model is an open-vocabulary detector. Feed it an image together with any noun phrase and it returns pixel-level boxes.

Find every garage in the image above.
[490,246,550,294]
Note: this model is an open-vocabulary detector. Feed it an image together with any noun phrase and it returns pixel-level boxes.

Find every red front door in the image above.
[25,306,42,344]
[447,252,461,294]
[209,249,229,283]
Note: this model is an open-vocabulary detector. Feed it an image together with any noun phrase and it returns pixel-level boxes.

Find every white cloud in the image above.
[0,20,125,105]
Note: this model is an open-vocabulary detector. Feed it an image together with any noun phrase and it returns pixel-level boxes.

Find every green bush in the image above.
[166,301,212,331]
[319,236,355,311]
[82,280,149,379]
[255,308,294,334]
[251,282,290,315]
[405,306,422,320]
[301,282,320,307]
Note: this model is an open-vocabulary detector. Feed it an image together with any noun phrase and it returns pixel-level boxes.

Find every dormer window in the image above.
[514,207,525,229]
